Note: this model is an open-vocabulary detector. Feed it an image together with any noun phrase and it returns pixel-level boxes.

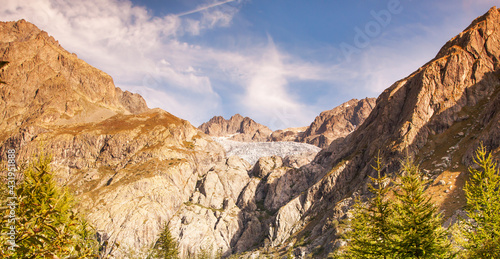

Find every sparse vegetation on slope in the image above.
[0,153,98,258]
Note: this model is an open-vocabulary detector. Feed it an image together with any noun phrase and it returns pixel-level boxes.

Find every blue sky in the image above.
[1,0,498,129]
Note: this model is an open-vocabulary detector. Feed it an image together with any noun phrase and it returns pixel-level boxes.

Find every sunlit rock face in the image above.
[1,6,499,258]
[0,19,224,257]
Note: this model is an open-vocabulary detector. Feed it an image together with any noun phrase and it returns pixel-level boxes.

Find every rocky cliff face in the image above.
[0,20,224,258]
[269,126,308,142]
[167,153,327,258]
[296,98,376,148]
[260,7,500,257]
[0,19,325,258]
[0,20,148,134]
[2,6,500,259]
[198,114,273,142]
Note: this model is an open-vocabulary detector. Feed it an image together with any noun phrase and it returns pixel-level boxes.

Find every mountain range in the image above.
[0,6,499,259]
[199,97,376,149]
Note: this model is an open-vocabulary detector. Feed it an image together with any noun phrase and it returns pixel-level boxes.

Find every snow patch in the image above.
[213,138,321,166]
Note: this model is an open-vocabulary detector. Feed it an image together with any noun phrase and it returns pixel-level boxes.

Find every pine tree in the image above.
[149,223,180,259]
[391,159,453,259]
[455,144,500,258]
[0,153,98,258]
[337,154,396,259]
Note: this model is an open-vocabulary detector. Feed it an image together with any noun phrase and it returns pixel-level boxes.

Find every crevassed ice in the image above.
[213,137,321,166]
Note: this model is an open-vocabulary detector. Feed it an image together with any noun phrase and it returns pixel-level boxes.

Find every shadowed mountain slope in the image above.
[258,6,500,258]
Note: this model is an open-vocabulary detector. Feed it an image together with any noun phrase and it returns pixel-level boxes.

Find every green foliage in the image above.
[149,225,226,259]
[195,248,212,259]
[293,230,312,248]
[0,153,98,258]
[391,159,453,259]
[149,223,180,259]
[286,246,294,258]
[454,144,500,258]
[336,155,454,259]
[337,154,396,259]
[192,246,223,259]
[311,245,325,256]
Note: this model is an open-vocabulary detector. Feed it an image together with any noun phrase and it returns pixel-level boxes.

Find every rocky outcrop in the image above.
[270,127,308,142]
[262,7,500,257]
[173,6,499,258]
[0,19,327,258]
[0,20,224,258]
[168,152,327,257]
[2,6,500,259]
[0,18,327,259]
[198,114,272,142]
[169,156,252,258]
[297,98,376,148]
[0,20,148,135]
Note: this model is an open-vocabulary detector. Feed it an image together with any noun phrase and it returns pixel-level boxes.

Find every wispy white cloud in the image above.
[182,0,241,36]
[176,0,236,17]
[0,0,231,124]
[307,1,499,107]
[0,0,495,129]
[0,0,330,128]
[243,39,304,127]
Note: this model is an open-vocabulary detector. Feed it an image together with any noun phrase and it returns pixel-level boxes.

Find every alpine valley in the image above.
[0,6,499,259]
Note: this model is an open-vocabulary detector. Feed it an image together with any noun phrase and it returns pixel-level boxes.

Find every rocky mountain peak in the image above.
[270,7,500,255]
[432,7,499,66]
[310,7,500,191]
[201,98,376,148]
[198,113,272,142]
[297,98,376,148]
[2,7,500,259]
[0,20,224,257]
[230,113,244,120]
[0,19,148,135]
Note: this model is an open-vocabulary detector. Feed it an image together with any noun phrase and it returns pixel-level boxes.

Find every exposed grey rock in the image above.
[283,152,318,168]
[251,156,283,178]
[170,156,251,257]
[2,6,500,259]
[0,20,225,258]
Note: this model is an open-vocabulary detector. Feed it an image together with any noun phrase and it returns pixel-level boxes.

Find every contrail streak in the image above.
[177,0,236,17]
